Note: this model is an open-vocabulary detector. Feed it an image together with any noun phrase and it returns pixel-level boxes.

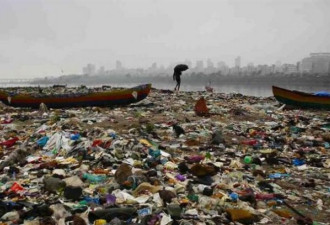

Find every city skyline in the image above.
[82,52,330,74]
[0,0,329,79]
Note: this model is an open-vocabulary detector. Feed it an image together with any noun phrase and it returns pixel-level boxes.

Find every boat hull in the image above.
[272,86,330,109]
[0,84,152,108]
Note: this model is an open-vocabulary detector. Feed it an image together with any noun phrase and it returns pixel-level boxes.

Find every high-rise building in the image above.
[301,57,313,73]
[205,58,215,73]
[195,60,204,71]
[235,56,241,68]
[300,53,330,74]
[216,61,229,75]
[296,62,301,73]
[98,66,105,75]
[116,60,123,70]
[82,63,96,75]
[217,61,227,69]
[206,58,214,69]
[275,61,282,73]
[256,64,272,75]
[247,63,255,73]
[282,64,298,74]
[151,62,157,70]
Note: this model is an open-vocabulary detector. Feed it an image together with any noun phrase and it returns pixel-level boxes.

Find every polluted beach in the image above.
[1,0,330,224]
[0,84,329,225]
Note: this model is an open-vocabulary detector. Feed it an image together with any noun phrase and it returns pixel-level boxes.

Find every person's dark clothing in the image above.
[173,70,182,91]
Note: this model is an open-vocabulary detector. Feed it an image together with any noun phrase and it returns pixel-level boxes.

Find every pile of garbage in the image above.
[0,87,329,225]
[0,85,117,98]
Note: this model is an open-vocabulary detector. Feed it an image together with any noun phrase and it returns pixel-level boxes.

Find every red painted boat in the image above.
[0,84,151,108]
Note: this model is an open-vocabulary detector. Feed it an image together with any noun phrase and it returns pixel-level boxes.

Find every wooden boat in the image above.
[0,84,152,108]
[272,86,330,109]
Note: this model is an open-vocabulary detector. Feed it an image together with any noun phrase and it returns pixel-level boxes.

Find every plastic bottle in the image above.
[82,173,107,183]
[229,192,239,201]
[244,156,252,164]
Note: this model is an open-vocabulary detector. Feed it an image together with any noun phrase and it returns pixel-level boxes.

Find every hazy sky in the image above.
[0,0,329,78]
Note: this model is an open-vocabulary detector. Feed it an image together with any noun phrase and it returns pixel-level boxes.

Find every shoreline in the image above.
[1,82,330,98]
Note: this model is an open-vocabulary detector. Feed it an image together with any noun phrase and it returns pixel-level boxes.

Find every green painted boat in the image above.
[272,86,330,109]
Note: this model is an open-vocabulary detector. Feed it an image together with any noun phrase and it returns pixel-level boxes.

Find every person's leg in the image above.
[177,78,181,91]
[174,76,180,91]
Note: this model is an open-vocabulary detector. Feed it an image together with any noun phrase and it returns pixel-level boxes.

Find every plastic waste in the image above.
[241,139,258,146]
[292,158,306,166]
[229,192,239,201]
[83,196,100,205]
[0,86,329,224]
[105,194,116,205]
[37,136,49,147]
[137,207,152,217]
[82,173,107,183]
[70,133,80,140]
[10,182,24,192]
[269,173,290,179]
[186,155,205,163]
[0,137,19,148]
[94,219,107,225]
[244,155,252,164]
[324,142,330,148]
[175,174,186,182]
[149,148,161,158]
[255,193,278,200]
[187,194,199,202]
